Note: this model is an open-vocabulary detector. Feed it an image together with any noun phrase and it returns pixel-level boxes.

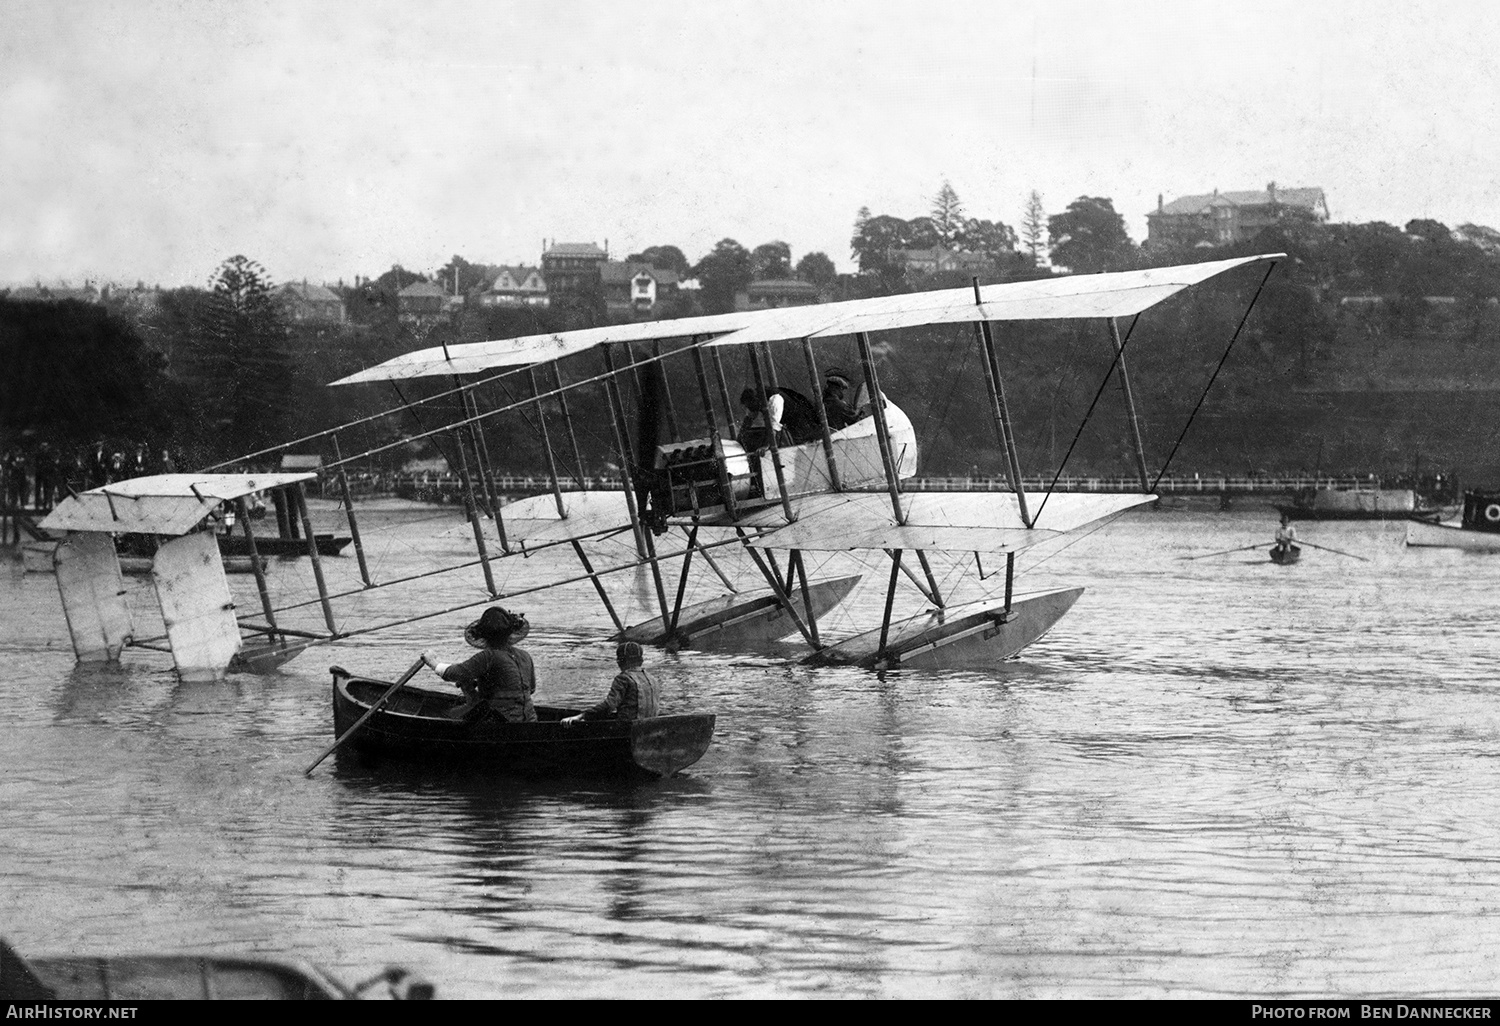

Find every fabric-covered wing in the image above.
[741,491,1156,554]
[499,490,639,549]
[330,254,1282,384]
[41,473,318,536]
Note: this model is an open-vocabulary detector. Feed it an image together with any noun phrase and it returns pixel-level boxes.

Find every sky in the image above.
[3,0,1498,288]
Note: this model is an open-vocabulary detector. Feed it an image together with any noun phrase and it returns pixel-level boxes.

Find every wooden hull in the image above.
[16,953,354,1000]
[803,587,1085,670]
[219,533,351,557]
[1269,544,1301,564]
[1275,489,1445,521]
[1405,519,1500,551]
[617,573,862,650]
[331,670,715,778]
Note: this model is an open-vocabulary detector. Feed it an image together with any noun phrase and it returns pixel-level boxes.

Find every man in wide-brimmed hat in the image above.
[422,606,537,721]
[821,366,866,431]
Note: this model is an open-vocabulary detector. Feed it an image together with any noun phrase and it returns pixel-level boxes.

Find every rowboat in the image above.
[219,532,351,557]
[330,667,715,778]
[1,938,432,1000]
[1269,544,1302,565]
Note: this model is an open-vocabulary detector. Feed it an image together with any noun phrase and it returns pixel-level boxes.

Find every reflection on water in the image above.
[3,508,1500,996]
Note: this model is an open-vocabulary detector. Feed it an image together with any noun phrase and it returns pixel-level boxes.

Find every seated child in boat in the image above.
[563,642,659,723]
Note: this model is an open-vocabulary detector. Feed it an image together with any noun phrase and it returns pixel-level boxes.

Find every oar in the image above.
[1180,543,1265,560]
[1298,539,1370,562]
[304,656,426,776]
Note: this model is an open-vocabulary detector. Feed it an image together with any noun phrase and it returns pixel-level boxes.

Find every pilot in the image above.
[821,367,867,431]
[738,386,821,450]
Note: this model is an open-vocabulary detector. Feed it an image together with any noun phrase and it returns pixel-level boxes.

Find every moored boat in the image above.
[1404,489,1500,551]
[1,938,432,1000]
[1275,487,1445,521]
[330,667,715,778]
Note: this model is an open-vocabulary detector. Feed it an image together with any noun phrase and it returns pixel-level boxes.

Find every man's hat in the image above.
[824,367,852,388]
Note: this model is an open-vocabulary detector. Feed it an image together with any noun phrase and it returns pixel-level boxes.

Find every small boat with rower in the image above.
[329,667,715,778]
[1269,543,1301,565]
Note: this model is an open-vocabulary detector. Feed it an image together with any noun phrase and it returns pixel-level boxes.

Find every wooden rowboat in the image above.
[330,667,715,778]
[1,938,433,1000]
[1269,544,1301,565]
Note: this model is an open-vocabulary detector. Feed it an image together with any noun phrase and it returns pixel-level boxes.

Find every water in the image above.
[3,501,1499,998]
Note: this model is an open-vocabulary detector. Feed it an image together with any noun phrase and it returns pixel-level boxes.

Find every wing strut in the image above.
[736,528,821,650]
[973,278,1029,527]
[747,343,797,524]
[856,332,906,525]
[1108,317,1152,492]
[601,345,672,626]
[330,434,373,587]
[1151,260,1279,489]
[527,367,568,520]
[801,337,844,491]
[551,363,589,490]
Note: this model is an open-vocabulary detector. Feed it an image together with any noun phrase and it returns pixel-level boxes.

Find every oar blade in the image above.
[304,655,427,776]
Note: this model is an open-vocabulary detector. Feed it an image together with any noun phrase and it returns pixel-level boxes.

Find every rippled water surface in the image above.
[4,502,1499,998]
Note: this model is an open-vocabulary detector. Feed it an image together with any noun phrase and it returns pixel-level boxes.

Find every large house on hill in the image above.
[1147,184,1330,249]
[541,242,609,300]
[888,245,994,276]
[735,278,821,311]
[274,281,346,325]
[475,265,549,308]
[601,261,679,319]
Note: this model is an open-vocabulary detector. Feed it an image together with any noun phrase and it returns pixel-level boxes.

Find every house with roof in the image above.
[1147,184,1330,249]
[541,241,609,300]
[600,261,679,319]
[397,279,450,321]
[274,281,347,325]
[735,278,822,312]
[888,245,995,276]
[475,265,549,308]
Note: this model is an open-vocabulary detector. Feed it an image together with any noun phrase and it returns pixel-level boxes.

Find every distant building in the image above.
[735,278,821,312]
[1147,183,1330,248]
[601,261,679,319]
[397,279,449,321]
[888,245,994,275]
[1453,223,1500,255]
[475,265,549,308]
[274,281,347,325]
[6,283,100,303]
[541,242,609,299]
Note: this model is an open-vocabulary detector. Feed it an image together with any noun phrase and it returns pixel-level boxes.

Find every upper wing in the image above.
[739,491,1156,554]
[330,254,1282,385]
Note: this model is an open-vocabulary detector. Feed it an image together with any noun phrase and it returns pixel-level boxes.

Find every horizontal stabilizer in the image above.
[745,492,1155,553]
[41,473,317,536]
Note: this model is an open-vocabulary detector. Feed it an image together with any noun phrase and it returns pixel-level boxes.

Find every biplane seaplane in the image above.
[39,253,1281,681]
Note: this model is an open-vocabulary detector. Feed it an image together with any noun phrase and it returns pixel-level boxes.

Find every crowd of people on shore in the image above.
[1,439,179,513]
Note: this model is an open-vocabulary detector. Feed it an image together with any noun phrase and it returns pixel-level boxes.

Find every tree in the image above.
[931,181,965,245]
[1404,219,1450,244]
[195,255,295,457]
[626,245,691,279]
[1048,197,1135,273]
[1022,191,1047,264]
[904,217,941,250]
[957,218,1018,264]
[850,214,911,272]
[435,255,491,297]
[692,238,753,314]
[751,241,792,280]
[795,251,837,287]
[0,297,171,447]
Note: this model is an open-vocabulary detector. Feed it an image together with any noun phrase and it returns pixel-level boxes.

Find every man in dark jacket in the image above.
[738,386,821,450]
